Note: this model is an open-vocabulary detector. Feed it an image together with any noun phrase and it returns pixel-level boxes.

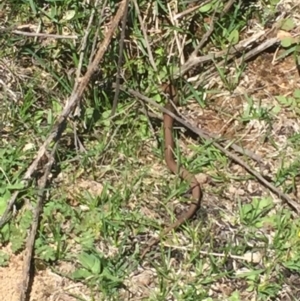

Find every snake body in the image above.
[141,83,202,258]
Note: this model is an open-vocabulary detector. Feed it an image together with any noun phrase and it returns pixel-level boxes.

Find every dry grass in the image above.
[1,0,300,300]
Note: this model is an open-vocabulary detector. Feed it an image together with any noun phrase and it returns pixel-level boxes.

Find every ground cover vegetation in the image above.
[1,0,300,300]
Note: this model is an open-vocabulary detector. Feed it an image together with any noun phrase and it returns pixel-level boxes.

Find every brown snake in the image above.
[141,83,202,258]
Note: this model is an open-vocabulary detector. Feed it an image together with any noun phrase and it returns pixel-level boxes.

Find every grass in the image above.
[1,0,300,300]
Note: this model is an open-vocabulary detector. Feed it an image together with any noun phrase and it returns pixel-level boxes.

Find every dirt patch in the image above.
[0,245,93,301]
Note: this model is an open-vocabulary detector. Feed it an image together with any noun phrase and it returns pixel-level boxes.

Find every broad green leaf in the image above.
[276,95,287,105]
[281,19,295,31]
[293,89,300,99]
[281,37,294,48]
[78,252,100,274]
[72,268,91,279]
[228,29,239,45]
[63,10,76,21]
[199,2,213,13]
[272,105,281,114]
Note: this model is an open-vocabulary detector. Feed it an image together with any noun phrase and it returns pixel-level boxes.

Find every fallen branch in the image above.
[111,0,130,117]
[177,15,283,79]
[193,36,280,88]
[138,107,262,163]
[0,0,128,227]
[18,146,56,301]
[118,85,300,214]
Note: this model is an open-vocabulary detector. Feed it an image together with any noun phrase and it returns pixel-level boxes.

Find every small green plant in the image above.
[239,197,274,227]
[71,251,125,295]
[1,1,300,300]
[241,95,274,122]
[276,89,300,113]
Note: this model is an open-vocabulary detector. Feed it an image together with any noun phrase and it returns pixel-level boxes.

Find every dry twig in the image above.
[111,0,130,116]
[75,0,101,90]
[18,147,56,301]
[138,107,262,163]
[0,0,128,228]
[12,30,77,39]
[118,85,300,214]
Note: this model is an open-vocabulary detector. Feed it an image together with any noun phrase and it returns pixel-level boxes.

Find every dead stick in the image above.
[0,0,128,228]
[18,147,56,301]
[138,108,262,163]
[118,85,300,214]
[111,0,130,117]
